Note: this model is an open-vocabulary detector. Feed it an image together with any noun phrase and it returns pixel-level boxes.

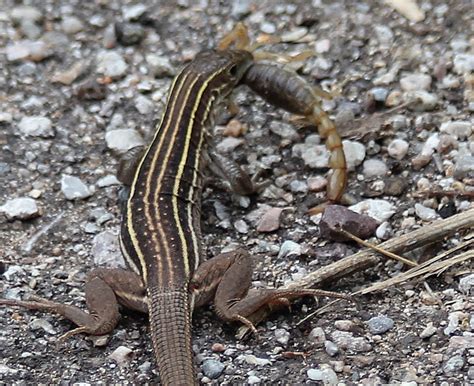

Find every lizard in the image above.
[0,24,351,385]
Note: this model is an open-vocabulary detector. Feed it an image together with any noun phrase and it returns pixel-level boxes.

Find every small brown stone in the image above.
[256,207,284,233]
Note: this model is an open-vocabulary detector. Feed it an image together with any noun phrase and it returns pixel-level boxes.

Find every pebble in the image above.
[324,340,339,356]
[109,346,134,366]
[349,199,396,223]
[146,54,175,77]
[307,367,338,384]
[368,87,389,102]
[0,112,13,123]
[61,16,84,34]
[0,364,17,375]
[420,323,437,339]
[331,330,372,352]
[367,315,394,334]
[458,274,474,294]
[400,73,431,91]
[278,240,302,258]
[91,231,125,268]
[135,95,154,115]
[18,116,54,137]
[387,139,409,160]
[453,156,474,179]
[308,327,326,345]
[260,22,276,34]
[216,137,244,153]
[61,174,93,200]
[201,359,225,379]
[231,0,252,18]
[122,4,147,20]
[30,318,56,335]
[374,25,393,45]
[234,219,249,234]
[376,221,392,240]
[275,328,290,346]
[96,51,128,78]
[10,6,43,24]
[239,354,271,366]
[138,361,152,373]
[256,207,283,233]
[289,180,308,193]
[115,23,146,46]
[6,40,52,62]
[292,138,328,168]
[443,355,465,374]
[334,320,356,332]
[444,312,464,335]
[0,197,40,220]
[362,159,388,178]
[453,53,474,74]
[247,375,262,385]
[343,140,366,170]
[269,121,298,140]
[105,129,145,153]
[307,176,327,192]
[440,120,472,139]
[414,203,438,221]
[96,175,120,188]
[52,61,87,85]
[404,90,438,111]
[320,205,379,242]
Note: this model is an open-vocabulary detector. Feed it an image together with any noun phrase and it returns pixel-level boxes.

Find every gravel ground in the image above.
[1,0,473,384]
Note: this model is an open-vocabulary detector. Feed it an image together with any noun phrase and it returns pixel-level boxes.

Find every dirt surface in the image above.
[1,0,473,384]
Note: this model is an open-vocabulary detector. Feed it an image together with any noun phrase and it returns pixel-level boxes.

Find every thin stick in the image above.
[236,208,474,338]
[337,228,418,267]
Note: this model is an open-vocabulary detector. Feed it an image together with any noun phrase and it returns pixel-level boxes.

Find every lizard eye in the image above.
[229,64,239,77]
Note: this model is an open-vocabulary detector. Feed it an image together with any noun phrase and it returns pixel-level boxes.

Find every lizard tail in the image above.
[148,287,197,385]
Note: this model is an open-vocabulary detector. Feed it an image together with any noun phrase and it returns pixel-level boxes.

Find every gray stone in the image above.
[420,323,437,339]
[443,355,465,374]
[453,53,474,74]
[387,139,409,160]
[349,199,396,223]
[275,328,290,346]
[123,4,147,20]
[146,54,175,77]
[91,231,125,268]
[201,359,225,379]
[61,174,93,200]
[440,121,472,139]
[109,346,134,366]
[10,6,43,23]
[308,327,326,344]
[61,16,84,34]
[362,158,388,178]
[96,51,128,78]
[18,116,54,137]
[414,203,438,221]
[278,240,302,258]
[343,140,366,170]
[400,73,431,91]
[0,197,40,220]
[307,367,338,384]
[367,315,394,334]
[324,340,339,356]
[135,95,154,115]
[453,156,474,179]
[459,274,474,294]
[105,129,145,153]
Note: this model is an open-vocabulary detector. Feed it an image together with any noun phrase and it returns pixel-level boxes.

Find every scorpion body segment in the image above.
[242,63,347,206]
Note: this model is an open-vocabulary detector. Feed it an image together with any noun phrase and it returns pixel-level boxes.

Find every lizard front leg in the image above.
[190,249,352,334]
[0,268,147,340]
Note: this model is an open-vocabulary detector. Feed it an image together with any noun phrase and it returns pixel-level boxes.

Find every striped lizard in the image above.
[0,24,351,384]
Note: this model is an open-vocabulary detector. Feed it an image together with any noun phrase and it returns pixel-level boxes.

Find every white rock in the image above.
[362,159,388,178]
[405,90,438,110]
[105,129,145,153]
[96,51,128,78]
[61,16,84,34]
[18,116,54,137]
[109,346,134,366]
[216,137,244,153]
[440,121,472,139]
[453,53,474,74]
[135,95,154,115]
[91,231,126,268]
[61,174,93,200]
[349,199,396,222]
[0,197,40,220]
[458,274,474,295]
[274,328,290,346]
[96,175,120,187]
[400,73,431,91]
[421,133,440,157]
[278,240,302,258]
[343,140,366,170]
[387,138,409,160]
[414,203,438,221]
